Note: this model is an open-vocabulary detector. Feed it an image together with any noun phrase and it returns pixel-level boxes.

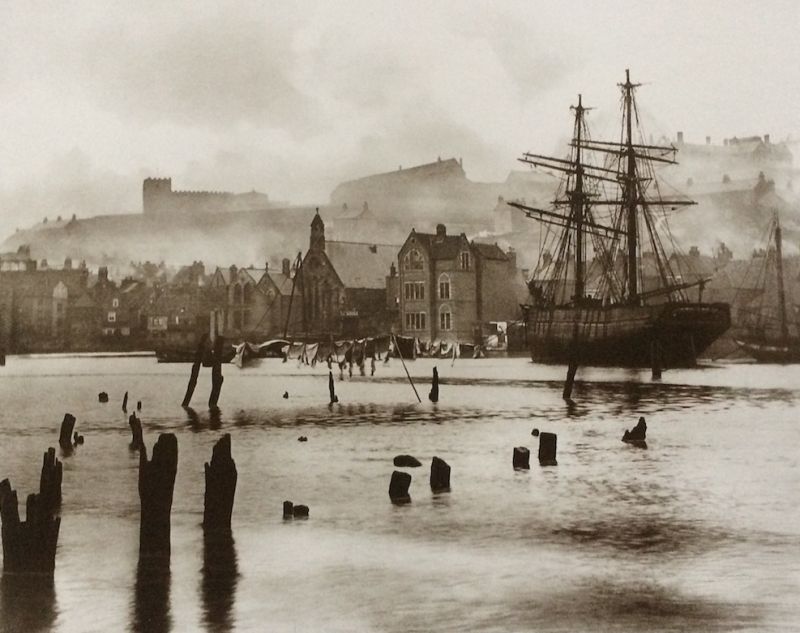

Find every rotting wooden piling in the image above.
[389,471,412,504]
[328,371,338,404]
[129,413,144,451]
[208,336,225,409]
[139,434,178,558]
[538,433,558,466]
[513,446,530,470]
[122,391,129,413]
[430,456,450,492]
[181,334,208,407]
[428,366,439,403]
[58,414,75,451]
[0,448,62,573]
[203,434,237,533]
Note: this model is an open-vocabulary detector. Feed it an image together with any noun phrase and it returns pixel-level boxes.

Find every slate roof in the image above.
[324,241,399,289]
[471,241,509,261]
[265,272,294,296]
[407,231,465,260]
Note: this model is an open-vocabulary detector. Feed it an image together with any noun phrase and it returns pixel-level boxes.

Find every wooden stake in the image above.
[392,334,421,403]
[182,334,207,407]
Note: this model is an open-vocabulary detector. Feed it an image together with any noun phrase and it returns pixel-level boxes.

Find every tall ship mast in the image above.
[734,211,800,362]
[513,70,731,368]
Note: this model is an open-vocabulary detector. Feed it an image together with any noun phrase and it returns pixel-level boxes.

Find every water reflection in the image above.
[0,573,57,633]
[201,532,238,633]
[131,561,171,633]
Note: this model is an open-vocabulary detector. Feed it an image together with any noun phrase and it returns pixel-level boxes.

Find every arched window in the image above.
[439,304,452,331]
[404,249,424,271]
[459,251,471,270]
[438,273,451,299]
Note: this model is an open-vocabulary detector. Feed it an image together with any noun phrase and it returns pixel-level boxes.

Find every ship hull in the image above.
[526,302,731,367]
[733,337,800,363]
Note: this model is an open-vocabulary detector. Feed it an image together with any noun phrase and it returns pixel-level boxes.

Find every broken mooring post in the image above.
[389,471,411,504]
[430,456,451,492]
[328,371,338,404]
[538,432,558,466]
[203,434,237,534]
[0,448,62,573]
[429,366,439,403]
[208,336,225,409]
[139,434,178,558]
[182,334,208,407]
[58,414,76,451]
[129,413,144,451]
[651,341,663,380]
[513,446,530,470]
[563,361,578,400]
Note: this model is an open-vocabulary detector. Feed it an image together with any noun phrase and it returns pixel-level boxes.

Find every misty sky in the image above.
[1,0,798,234]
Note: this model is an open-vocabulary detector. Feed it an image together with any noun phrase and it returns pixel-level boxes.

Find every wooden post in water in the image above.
[203,434,237,533]
[328,371,338,404]
[129,413,144,451]
[0,448,62,573]
[430,456,450,492]
[58,414,75,450]
[650,340,662,380]
[428,366,439,403]
[122,391,129,413]
[182,334,208,407]
[138,434,178,559]
[208,336,225,408]
[563,361,578,400]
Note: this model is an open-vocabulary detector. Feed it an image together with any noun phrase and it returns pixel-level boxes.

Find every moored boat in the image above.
[514,70,730,368]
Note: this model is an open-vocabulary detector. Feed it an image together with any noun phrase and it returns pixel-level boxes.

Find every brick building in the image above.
[397,224,526,342]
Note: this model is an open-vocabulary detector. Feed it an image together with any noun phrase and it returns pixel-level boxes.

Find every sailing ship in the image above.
[512,70,731,368]
[733,213,800,362]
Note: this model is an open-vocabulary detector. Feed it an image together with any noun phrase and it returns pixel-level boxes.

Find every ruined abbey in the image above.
[142,177,271,215]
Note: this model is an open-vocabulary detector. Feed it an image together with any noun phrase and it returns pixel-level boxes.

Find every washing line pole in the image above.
[392,333,421,403]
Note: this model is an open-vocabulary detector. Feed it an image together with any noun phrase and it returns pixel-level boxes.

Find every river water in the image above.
[0,355,797,632]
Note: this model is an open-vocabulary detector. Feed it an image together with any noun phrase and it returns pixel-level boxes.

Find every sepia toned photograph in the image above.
[0,1,798,631]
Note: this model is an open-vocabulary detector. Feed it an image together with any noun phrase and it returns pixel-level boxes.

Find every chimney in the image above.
[677,131,684,144]
[436,224,446,239]
[282,258,291,276]
[229,264,237,280]
[389,262,397,278]
[64,257,72,270]
[98,266,108,281]
[264,260,269,272]
[706,136,711,145]
[764,134,771,144]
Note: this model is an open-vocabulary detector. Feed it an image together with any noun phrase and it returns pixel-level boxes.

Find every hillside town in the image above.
[0,134,796,357]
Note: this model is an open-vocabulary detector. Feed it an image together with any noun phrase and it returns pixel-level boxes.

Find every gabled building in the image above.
[297,211,398,337]
[397,224,525,342]
[209,259,295,339]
